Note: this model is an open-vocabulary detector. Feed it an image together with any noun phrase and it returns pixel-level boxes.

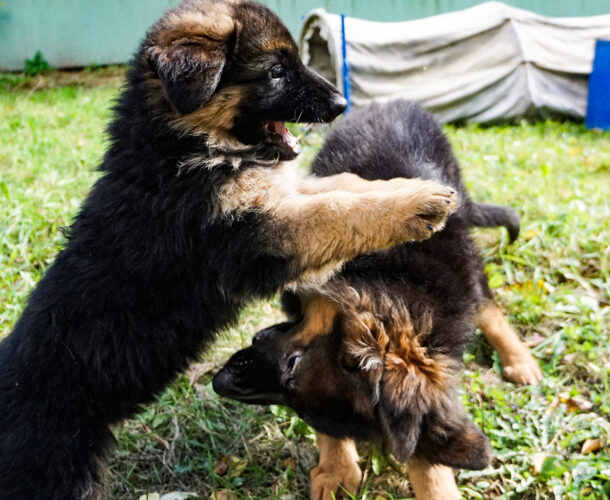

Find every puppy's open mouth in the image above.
[264,121,301,156]
[212,369,285,405]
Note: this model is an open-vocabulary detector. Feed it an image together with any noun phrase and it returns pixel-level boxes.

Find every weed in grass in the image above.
[24,50,52,76]
[1,73,609,499]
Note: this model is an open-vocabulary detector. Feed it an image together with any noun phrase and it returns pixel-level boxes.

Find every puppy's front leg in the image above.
[310,433,362,500]
[407,458,461,500]
[298,172,413,195]
[275,180,458,276]
[218,167,457,284]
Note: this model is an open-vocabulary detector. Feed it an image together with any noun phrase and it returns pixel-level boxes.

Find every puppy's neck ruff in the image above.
[177,131,283,173]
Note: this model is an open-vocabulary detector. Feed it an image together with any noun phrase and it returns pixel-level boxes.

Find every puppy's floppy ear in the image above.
[378,394,423,462]
[376,335,455,463]
[339,293,427,461]
[377,353,424,462]
[378,355,491,467]
[417,397,492,470]
[147,15,237,114]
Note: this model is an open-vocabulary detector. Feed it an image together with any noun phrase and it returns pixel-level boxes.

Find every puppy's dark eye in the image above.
[286,352,302,376]
[270,65,285,79]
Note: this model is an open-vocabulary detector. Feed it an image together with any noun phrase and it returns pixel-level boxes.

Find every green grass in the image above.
[1,70,609,499]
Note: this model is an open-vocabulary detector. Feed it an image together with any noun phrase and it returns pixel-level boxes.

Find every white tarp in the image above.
[299,2,610,123]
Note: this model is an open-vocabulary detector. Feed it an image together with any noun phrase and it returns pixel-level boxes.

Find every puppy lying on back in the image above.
[214,100,541,499]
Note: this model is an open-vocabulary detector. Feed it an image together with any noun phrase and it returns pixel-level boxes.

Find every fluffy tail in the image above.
[469,203,520,242]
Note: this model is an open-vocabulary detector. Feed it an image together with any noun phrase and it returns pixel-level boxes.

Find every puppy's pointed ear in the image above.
[147,15,237,114]
[417,399,492,470]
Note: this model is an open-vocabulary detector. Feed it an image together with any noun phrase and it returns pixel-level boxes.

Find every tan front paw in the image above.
[397,180,459,241]
[501,348,542,385]
[310,462,362,500]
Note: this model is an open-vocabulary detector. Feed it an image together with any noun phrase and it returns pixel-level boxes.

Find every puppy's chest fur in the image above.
[214,161,300,219]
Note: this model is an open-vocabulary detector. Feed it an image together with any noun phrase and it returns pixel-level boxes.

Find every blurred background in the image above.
[2,0,609,71]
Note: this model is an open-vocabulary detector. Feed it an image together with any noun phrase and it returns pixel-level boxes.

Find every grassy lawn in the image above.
[1,70,609,499]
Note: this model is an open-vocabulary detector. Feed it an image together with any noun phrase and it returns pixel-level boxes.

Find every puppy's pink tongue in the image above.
[269,121,301,155]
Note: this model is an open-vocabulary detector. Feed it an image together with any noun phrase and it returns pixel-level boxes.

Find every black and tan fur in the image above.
[214,100,542,499]
[0,4,459,498]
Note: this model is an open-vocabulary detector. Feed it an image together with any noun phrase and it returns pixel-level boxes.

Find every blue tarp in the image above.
[586,40,610,129]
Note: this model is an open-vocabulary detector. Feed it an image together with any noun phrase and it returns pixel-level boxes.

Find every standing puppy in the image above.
[0,1,457,499]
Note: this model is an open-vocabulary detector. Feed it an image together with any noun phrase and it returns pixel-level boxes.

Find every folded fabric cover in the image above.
[299,2,610,123]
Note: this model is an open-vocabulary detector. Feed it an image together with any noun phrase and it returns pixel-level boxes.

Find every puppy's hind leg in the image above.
[476,299,542,385]
[407,458,461,500]
[310,433,362,500]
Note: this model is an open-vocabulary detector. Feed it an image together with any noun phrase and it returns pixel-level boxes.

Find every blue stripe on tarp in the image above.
[340,13,351,112]
[586,40,610,130]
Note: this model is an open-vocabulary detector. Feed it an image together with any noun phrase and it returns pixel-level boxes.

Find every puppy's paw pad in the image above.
[502,351,542,385]
[403,185,459,240]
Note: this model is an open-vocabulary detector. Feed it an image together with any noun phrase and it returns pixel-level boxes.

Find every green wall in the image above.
[0,0,180,71]
[2,0,610,71]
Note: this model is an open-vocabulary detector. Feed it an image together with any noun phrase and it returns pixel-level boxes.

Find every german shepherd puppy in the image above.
[214,101,542,499]
[0,3,458,499]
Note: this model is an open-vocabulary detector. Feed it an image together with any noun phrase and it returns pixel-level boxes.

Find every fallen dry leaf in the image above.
[532,452,547,475]
[213,457,229,476]
[211,455,248,478]
[552,393,593,412]
[283,457,296,471]
[581,438,603,455]
[209,490,237,500]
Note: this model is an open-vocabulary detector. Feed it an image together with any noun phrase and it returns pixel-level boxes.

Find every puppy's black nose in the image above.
[212,369,235,397]
[330,95,348,117]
